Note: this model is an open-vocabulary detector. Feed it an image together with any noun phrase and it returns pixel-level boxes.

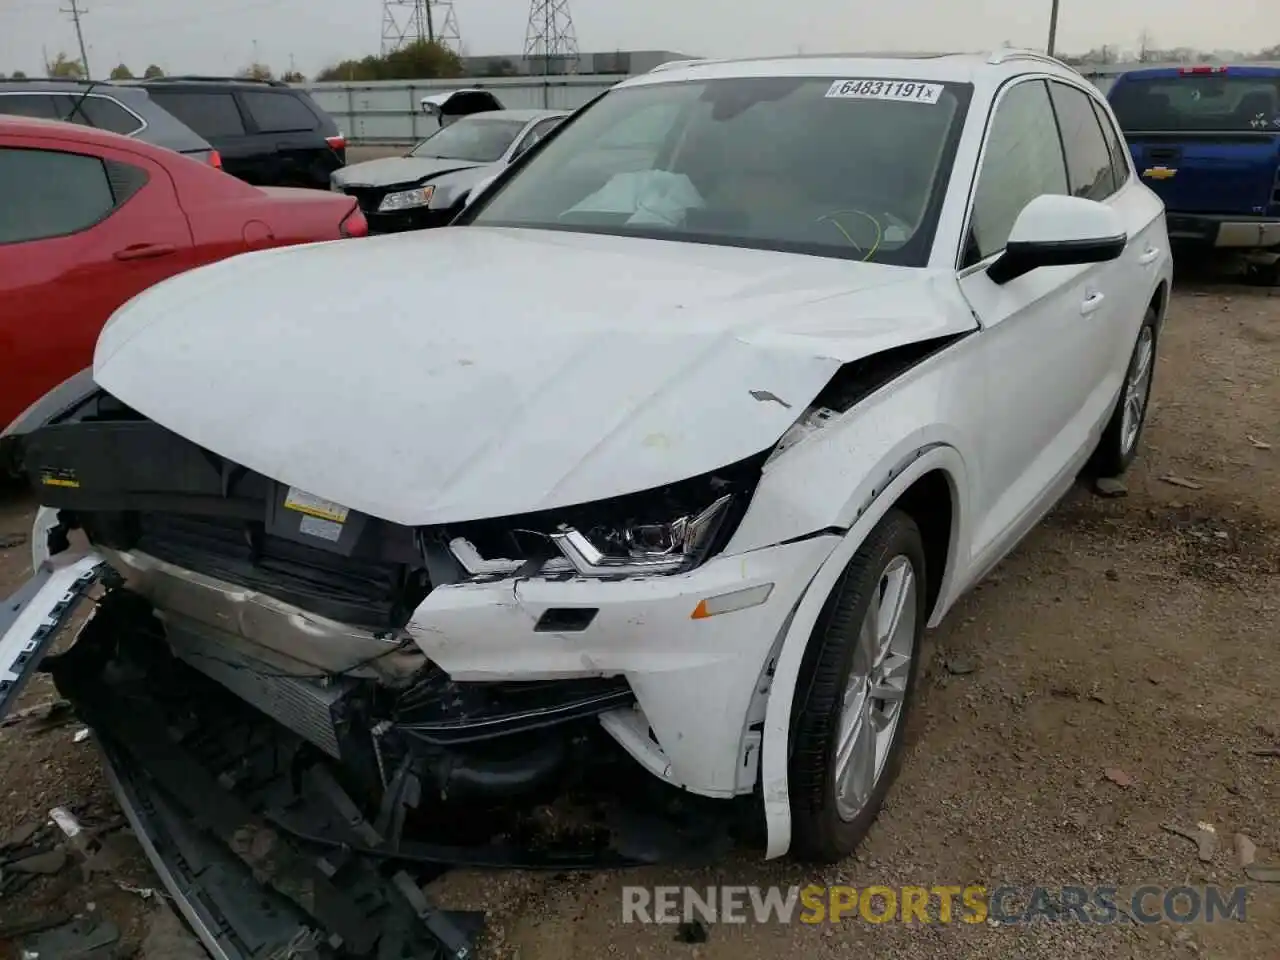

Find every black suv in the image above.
[137,76,345,189]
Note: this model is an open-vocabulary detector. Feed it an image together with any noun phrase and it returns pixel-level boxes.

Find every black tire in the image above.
[788,508,927,863]
[1089,306,1159,479]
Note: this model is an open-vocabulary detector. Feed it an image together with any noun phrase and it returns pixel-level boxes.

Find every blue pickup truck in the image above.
[1108,64,1280,282]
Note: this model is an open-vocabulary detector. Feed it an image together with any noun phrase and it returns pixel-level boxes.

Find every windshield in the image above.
[466,77,971,265]
[409,117,528,162]
[1110,73,1280,132]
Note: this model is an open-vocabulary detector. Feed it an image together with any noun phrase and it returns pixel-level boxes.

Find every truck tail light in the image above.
[339,205,368,239]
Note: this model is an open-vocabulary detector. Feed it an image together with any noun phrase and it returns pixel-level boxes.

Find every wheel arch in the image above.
[1148,279,1169,331]
[757,444,968,859]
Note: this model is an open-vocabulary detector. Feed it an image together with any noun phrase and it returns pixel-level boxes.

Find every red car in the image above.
[0,116,368,437]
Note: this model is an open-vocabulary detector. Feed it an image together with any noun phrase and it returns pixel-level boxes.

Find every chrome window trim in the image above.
[0,91,148,138]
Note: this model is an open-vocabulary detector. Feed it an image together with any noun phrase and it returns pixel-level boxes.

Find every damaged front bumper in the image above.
[1,554,736,960]
[0,554,103,719]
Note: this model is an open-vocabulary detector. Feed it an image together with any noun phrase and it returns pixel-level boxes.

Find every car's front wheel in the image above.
[788,509,927,863]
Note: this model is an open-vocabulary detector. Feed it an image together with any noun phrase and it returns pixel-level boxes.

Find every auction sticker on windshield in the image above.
[283,487,350,523]
[825,79,943,104]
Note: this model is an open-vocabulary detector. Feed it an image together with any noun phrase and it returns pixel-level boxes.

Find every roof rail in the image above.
[0,76,104,85]
[647,58,717,74]
[140,74,286,86]
[986,48,1073,70]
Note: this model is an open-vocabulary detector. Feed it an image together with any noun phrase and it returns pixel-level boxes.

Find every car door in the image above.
[146,88,259,181]
[1091,92,1168,382]
[238,89,327,188]
[0,138,193,430]
[956,78,1109,567]
[1045,80,1145,389]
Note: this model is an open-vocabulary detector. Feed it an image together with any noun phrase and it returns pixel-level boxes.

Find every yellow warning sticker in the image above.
[40,468,80,488]
[283,487,350,523]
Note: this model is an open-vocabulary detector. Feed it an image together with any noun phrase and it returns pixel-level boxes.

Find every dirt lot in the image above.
[1,281,1277,959]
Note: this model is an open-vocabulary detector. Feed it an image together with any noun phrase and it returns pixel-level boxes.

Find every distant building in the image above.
[461,50,697,78]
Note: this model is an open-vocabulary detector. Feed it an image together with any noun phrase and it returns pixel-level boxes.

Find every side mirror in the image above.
[988,194,1127,285]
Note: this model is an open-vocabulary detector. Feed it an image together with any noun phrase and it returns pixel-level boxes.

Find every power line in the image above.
[58,0,91,78]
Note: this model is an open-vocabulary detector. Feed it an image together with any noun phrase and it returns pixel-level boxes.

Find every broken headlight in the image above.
[442,455,765,581]
[548,494,732,576]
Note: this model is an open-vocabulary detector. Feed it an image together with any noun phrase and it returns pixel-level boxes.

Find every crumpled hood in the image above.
[94,227,975,526]
[331,155,486,189]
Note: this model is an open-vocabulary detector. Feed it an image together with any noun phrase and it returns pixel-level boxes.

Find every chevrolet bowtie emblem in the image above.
[1142,166,1178,180]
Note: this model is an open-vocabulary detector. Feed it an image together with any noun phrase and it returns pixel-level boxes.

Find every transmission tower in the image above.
[381,0,461,56]
[524,0,579,75]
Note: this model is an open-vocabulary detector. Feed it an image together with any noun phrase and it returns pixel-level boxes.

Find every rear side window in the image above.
[241,91,319,133]
[1110,73,1280,133]
[1092,99,1132,188]
[54,95,144,135]
[78,97,144,135]
[148,90,246,137]
[967,79,1069,263]
[0,94,59,120]
[0,148,117,244]
[1048,82,1118,202]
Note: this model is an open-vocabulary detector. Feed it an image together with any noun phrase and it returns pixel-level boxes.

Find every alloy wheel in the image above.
[1121,325,1155,456]
[833,554,918,822]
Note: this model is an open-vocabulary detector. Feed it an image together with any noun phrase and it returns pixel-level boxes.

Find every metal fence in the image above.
[304,60,1280,145]
[302,75,620,144]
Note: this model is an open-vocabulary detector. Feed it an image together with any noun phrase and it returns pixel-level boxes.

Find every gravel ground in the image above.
[1,281,1277,959]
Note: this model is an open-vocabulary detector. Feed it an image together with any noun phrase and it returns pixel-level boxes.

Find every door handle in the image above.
[114,242,176,261]
[1081,292,1106,316]
[1138,246,1161,266]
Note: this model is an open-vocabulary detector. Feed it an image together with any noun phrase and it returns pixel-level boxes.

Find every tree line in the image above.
[1,40,463,84]
[1058,37,1280,66]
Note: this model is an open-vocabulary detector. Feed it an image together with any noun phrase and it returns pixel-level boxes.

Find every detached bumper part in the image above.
[0,555,104,721]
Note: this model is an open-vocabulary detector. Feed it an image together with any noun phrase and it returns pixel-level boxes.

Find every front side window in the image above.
[513,116,564,158]
[409,117,530,162]
[0,94,59,120]
[0,148,116,244]
[1049,81,1118,201]
[468,76,972,266]
[967,79,1069,263]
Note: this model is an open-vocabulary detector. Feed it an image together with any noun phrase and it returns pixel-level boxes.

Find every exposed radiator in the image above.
[165,619,354,758]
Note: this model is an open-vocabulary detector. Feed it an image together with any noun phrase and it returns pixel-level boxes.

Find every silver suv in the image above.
[0,79,216,164]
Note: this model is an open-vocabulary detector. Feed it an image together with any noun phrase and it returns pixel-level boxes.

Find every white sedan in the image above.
[5,47,1170,889]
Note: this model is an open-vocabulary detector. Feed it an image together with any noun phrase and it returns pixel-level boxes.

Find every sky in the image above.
[0,0,1277,78]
